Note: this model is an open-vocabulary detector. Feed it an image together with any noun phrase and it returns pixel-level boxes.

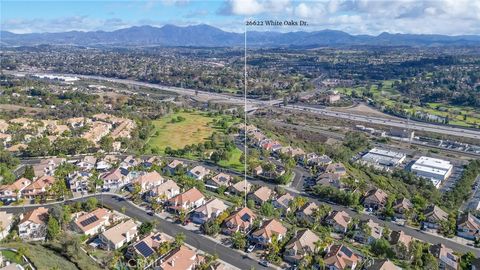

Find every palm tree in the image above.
[314,237,332,254]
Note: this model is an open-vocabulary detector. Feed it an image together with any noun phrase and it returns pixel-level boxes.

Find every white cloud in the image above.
[229,0,264,15]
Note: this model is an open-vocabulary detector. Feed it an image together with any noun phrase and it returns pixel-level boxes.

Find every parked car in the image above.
[246,244,256,253]
[259,259,269,267]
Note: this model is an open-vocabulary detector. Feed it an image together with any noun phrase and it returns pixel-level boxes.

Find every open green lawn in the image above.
[218,148,244,171]
[147,112,217,153]
[147,111,240,154]
[1,250,24,265]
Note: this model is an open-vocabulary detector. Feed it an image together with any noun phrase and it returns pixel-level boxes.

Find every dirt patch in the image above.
[331,103,395,118]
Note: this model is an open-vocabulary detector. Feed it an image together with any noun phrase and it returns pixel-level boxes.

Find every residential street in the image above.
[14,155,480,257]
[1,194,272,270]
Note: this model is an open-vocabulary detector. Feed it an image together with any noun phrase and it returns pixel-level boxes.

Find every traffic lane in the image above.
[97,196,272,270]
[298,193,480,257]
[2,195,271,270]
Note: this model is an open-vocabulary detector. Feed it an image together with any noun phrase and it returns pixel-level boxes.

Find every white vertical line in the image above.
[244,21,247,208]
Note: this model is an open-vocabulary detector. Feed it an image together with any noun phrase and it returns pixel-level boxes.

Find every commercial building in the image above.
[361,148,406,169]
[410,156,453,188]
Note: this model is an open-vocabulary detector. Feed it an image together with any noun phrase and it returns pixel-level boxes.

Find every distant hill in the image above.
[2,24,480,47]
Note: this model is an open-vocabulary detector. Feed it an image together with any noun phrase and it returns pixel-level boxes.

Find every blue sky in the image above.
[2,0,480,35]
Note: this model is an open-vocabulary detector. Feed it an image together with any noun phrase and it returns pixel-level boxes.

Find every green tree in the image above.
[83,197,98,211]
[22,165,35,180]
[99,136,114,152]
[46,216,61,240]
[174,232,186,247]
[139,222,154,235]
[231,231,246,250]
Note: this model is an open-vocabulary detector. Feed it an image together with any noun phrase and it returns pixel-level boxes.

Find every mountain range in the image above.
[2,24,480,47]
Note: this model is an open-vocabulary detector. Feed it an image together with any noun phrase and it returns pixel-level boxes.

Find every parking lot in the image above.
[462,175,480,211]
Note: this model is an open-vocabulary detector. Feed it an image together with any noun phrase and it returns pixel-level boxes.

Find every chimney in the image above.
[125,230,130,241]
[170,259,175,267]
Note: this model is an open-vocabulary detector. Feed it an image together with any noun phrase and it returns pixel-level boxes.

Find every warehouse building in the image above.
[360,148,406,170]
[410,156,453,188]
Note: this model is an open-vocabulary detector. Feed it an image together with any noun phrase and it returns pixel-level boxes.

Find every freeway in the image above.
[7,70,480,139]
[1,194,271,270]
[284,104,480,140]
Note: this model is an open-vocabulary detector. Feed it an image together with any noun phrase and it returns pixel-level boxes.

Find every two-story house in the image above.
[0,177,32,202]
[222,207,256,235]
[166,188,205,213]
[18,207,49,241]
[326,210,351,233]
[456,212,480,240]
[251,219,287,247]
[283,229,320,264]
[190,198,228,224]
[99,219,138,250]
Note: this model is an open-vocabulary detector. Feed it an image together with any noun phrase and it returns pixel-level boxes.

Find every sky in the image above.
[1,0,480,35]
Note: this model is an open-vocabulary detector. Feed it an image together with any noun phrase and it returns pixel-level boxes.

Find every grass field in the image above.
[3,242,102,270]
[0,250,24,265]
[218,148,244,171]
[147,112,216,153]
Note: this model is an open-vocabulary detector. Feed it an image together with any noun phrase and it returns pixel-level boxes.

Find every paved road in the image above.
[284,104,480,140]
[1,194,271,270]
[8,70,479,139]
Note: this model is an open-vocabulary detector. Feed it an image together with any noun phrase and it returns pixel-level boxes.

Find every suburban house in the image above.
[354,219,383,244]
[283,229,320,264]
[363,188,388,211]
[132,171,164,192]
[127,232,172,260]
[325,162,347,176]
[423,205,449,230]
[206,173,232,189]
[296,202,319,224]
[366,259,400,270]
[248,186,273,205]
[316,173,343,190]
[273,193,294,212]
[146,179,180,201]
[252,165,263,176]
[324,244,360,270]
[456,212,480,240]
[68,171,91,192]
[0,177,32,202]
[18,207,49,240]
[120,155,139,169]
[163,160,185,175]
[32,158,65,178]
[306,154,332,167]
[190,198,228,224]
[389,230,413,259]
[393,198,413,219]
[72,208,111,236]
[429,243,459,270]
[99,219,138,250]
[251,219,287,246]
[76,156,97,171]
[158,245,203,270]
[187,166,211,180]
[326,210,351,233]
[222,207,256,235]
[228,181,252,196]
[167,188,205,212]
[0,211,13,240]
[279,146,306,158]
[101,168,129,189]
[21,176,56,199]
